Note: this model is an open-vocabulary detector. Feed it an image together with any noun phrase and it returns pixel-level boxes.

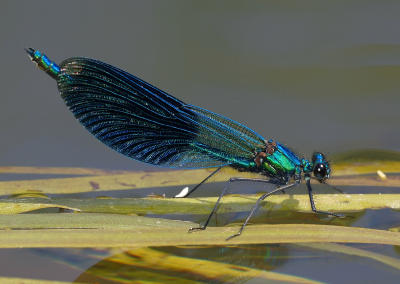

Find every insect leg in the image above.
[175,166,223,198]
[226,182,299,241]
[189,177,276,232]
[188,179,231,232]
[306,178,344,217]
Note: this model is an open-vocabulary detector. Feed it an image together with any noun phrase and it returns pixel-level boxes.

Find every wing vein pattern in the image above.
[57,57,265,168]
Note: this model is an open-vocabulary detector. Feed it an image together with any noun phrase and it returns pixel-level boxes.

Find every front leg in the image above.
[306,178,344,218]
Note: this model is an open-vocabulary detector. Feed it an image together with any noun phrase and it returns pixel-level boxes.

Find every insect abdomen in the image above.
[26,48,60,79]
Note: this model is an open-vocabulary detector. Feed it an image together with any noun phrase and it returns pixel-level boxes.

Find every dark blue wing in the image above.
[57,57,266,168]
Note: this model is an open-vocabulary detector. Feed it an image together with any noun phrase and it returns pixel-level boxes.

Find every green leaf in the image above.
[0,214,398,248]
[1,194,399,216]
[0,169,399,195]
[0,199,80,214]
[332,149,400,175]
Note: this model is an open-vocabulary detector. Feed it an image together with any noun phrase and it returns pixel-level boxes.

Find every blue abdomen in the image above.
[26,48,60,79]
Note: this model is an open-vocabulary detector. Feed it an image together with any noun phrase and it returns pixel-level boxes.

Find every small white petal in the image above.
[377,170,387,180]
[175,187,189,198]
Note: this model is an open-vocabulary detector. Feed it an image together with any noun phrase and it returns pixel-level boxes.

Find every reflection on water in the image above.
[72,243,400,284]
[0,240,399,283]
[74,246,289,283]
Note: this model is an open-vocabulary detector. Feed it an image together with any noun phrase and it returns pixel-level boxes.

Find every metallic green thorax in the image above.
[263,151,296,175]
[256,141,303,181]
[252,141,332,184]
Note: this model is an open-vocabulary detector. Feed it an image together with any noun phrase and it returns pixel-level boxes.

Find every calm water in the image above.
[1,0,400,169]
[1,1,400,283]
[1,242,399,283]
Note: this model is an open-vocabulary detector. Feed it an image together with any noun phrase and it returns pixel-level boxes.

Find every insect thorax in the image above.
[252,140,303,181]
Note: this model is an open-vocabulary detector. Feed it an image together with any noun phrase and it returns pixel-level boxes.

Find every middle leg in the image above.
[226,182,299,240]
[188,177,278,232]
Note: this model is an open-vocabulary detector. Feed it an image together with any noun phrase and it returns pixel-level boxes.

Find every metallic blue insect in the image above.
[26,48,343,240]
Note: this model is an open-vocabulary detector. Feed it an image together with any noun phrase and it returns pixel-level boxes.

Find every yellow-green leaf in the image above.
[0,169,399,195]
[0,169,226,194]
[1,194,398,216]
[0,200,80,214]
[0,214,398,248]
[332,149,400,175]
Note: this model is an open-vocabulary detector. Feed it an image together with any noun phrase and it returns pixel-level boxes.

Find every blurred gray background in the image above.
[1,0,399,170]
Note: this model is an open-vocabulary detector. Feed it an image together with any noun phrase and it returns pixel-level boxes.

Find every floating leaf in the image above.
[332,149,400,176]
[0,167,399,195]
[333,161,400,176]
[0,213,185,230]
[0,214,398,248]
[329,175,400,187]
[0,199,80,214]
[0,168,229,195]
[1,194,398,216]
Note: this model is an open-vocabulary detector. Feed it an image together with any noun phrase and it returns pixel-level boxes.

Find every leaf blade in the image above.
[0,214,398,248]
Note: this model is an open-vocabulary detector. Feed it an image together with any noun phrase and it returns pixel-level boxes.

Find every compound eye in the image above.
[313,163,327,180]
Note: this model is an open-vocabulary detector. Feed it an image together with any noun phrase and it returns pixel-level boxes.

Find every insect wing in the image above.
[180,104,265,162]
[57,57,265,168]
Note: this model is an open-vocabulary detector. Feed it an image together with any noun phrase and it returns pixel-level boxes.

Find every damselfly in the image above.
[26,48,343,240]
